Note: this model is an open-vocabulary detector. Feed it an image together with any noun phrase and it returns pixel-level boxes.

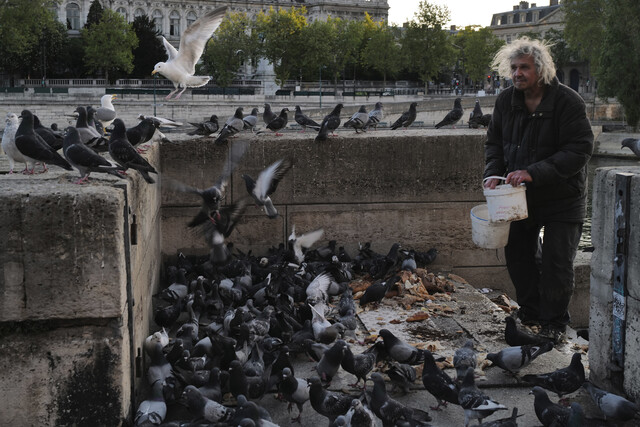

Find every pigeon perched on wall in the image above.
[86,106,105,137]
[582,381,640,422]
[294,105,321,132]
[458,367,507,426]
[315,103,344,142]
[216,107,245,145]
[243,107,259,131]
[1,112,27,174]
[73,106,109,152]
[241,157,293,219]
[127,118,162,152]
[63,126,124,184]
[435,98,463,129]
[343,105,369,133]
[152,7,228,99]
[263,103,277,126]
[188,114,219,136]
[33,114,63,150]
[530,386,570,426]
[621,138,640,157]
[265,108,289,136]
[364,102,384,130]
[108,119,158,184]
[390,102,417,131]
[15,109,73,174]
[504,316,552,346]
[522,352,585,398]
[454,339,477,380]
[95,94,117,131]
[422,348,459,410]
[486,341,553,374]
[468,100,484,129]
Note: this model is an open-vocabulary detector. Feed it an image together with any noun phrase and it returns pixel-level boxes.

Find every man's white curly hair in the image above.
[492,37,556,86]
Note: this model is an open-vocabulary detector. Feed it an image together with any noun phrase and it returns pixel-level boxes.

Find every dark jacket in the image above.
[484,77,594,222]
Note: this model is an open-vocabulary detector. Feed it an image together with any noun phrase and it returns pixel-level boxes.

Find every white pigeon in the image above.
[1,112,27,173]
[95,94,117,131]
[288,226,325,264]
[152,6,228,100]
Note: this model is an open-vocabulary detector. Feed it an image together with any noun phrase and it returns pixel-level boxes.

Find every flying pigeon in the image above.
[294,105,321,132]
[458,367,508,426]
[216,107,244,145]
[454,339,477,380]
[263,103,277,126]
[486,341,554,374]
[582,381,640,422]
[288,226,325,264]
[95,94,117,131]
[63,126,124,184]
[33,114,63,150]
[152,7,228,99]
[14,109,73,174]
[1,112,27,174]
[421,348,459,410]
[188,114,219,136]
[435,98,463,128]
[108,119,158,184]
[201,197,250,264]
[522,352,585,398]
[265,108,289,136]
[504,316,552,346]
[390,102,417,130]
[364,102,384,130]
[378,328,424,365]
[530,386,570,427]
[369,372,432,426]
[243,107,259,131]
[315,103,344,142]
[621,138,640,158]
[343,105,368,133]
[241,157,293,218]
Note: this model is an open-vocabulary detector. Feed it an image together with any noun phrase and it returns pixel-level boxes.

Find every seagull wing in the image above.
[162,37,179,61]
[174,7,227,75]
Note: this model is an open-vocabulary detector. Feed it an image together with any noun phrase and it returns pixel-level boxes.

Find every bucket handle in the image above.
[482,176,525,187]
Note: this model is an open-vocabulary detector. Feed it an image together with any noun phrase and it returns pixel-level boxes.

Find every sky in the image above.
[387,0,528,28]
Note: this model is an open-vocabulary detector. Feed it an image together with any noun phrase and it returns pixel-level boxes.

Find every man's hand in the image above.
[505,170,532,187]
[483,178,501,189]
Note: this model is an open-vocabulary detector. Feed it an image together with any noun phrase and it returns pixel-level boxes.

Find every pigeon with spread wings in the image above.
[152,7,227,100]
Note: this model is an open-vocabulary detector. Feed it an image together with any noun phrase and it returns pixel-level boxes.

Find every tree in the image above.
[203,12,257,87]
[84,0,104,29]
[0,0,64,79]
[82,9,138,83]
[361,22,403,87]
[454,26,504,89]
[563,0,605,71]
[131,15,165,78]
[255,6,308,86]
[401,1,454,91]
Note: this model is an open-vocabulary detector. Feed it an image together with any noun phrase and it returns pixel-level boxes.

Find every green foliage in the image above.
[131,14,165,78]
[255,6,308,86]
[82,9,138,83]
[85,0,104,29]
[203,12,257,87]
[563,0,605,70]
[454,26,504,85]
[361,24,403,86]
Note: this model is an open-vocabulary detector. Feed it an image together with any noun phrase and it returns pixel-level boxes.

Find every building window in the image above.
[153,9,163,33]
[507,15,513,24]
[66,2,81,30]
[134,8,145,19]
[187,11,197,27]
[117,7,128,21]
[170,11,180,36]
[506,34,512,43]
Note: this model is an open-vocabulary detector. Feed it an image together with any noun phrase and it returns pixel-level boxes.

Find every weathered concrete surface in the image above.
[589,166,640,400]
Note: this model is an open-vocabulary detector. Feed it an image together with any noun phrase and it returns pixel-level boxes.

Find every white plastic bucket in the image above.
[471,204,510,249]
[482,176,528,223]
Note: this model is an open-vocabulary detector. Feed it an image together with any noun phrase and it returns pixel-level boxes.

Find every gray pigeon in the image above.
[422,349,459,410]
[73,106,108,151]
[279,367,309,423]
[582,381,640,422]
[458,367,507,426]
[391,102,417,130]
[1,112,27,174]
[340,343,378,389]
[216,107,245,145]
[183,385,235,423]
[15,109,73,174]
[241,157,293,219]
[243,107,259,131]
[345,398,376,427]
[188,114,219,136]
[263,103,277,126]
[621,138,640,157]
[134,380,166,426]
[264,108,289,135]
[478,407,521,427]
[454,339,477,380]
[486,341,553,374]
[530,386,570,427]
[315,103,344,142]
[435,97,463,128]
[385,362,416,395]
[364,102,384,130]
[504,316,552,346]
[369,372,432,427]
[522,352,585,398]
[308,376,354,424]
[343,105,369,133]
[316,339,347,385]
[63,126,124,184]
[294,105,321,132]
[468,100,483,129]
[379,328,424,365]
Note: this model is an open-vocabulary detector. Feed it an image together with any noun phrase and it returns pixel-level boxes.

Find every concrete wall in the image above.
[0,143,161,425]
[589,166,640,400]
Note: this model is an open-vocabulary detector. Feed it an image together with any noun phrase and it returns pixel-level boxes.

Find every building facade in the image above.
[489,1,591,94]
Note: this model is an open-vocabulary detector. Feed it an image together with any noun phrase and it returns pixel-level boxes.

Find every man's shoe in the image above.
[514,308,540,327]
[538,325,566,345]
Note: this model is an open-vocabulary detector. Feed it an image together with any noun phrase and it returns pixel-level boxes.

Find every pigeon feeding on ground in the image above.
[522,352,585,398]
[343,105,369,133]
[530,386,570,426]
[183,385,235,423]
[477,407,521,427]
[422,348,459,410]
[188,114,219,136]
[486,341,554,374]
[134,380,166,426]
[294,105,321,132]
[369,372,432,427]
[243,107,259,131]
[454,339,477,381]
[63,126,124,184]
[241,157,293,219]
[279,367,309,423]
[265,108,289,136]
[582,381,640,422]
[315,103,344,142]
[378,328,424,365]
[459,367,508,426]
[1,112,27,174]
[385,362,416,395]
[308,376,355,424]
[435,97,463,129]
[263,103,277,126]
[108,119,158,184]
[152,6,228,99]
[340,343,378,389]
[358,276,399,307]
[621,138,640,158]
[390,102,417,130]
[345,398,376,427]
[216,107,245,145]
[504,316,552,346]
[15,109,73,174]
[316,339,347,385]
[364,102,384,130]
[95,94,117,131]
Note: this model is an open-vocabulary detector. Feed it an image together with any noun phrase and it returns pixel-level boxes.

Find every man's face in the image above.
[510,55,539,92]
